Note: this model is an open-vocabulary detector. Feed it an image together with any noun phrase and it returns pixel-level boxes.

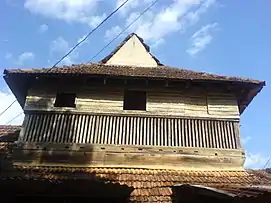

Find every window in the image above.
[123,90,146,110]
[54,93,76,108]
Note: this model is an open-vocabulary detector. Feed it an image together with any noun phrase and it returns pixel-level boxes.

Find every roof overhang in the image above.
[3,65,266,114]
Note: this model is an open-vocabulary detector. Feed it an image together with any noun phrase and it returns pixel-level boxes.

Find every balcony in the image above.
[14,112,244,170]
[19,112,240,149]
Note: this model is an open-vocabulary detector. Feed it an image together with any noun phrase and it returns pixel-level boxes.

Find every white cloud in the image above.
[106,0,217,48]
[50,37,78,65]
[24,0,105,27]
[50,37,70,53]
[0,89,24,125]
[39,24,48,33]
[5,52,12,60]
[115,0,140,15]
[241,135,270,169]
[241,136,252,146]
[105,26,122,40]
[186,22,218,56]
[245,152,269,169]
[15,52,35,65]
[151,38,165,48]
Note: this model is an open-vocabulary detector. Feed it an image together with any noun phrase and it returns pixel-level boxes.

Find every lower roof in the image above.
[1,165,271,202]
[1,125,271,202]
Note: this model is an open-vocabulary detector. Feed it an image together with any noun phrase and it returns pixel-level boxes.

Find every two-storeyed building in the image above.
[1,33,271,202]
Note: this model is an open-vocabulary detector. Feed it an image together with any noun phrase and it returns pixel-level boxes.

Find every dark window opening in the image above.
[123,90,146,110]
[54,93,76,108]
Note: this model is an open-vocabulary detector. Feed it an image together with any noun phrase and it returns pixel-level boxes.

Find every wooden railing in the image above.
[20,112,240,149]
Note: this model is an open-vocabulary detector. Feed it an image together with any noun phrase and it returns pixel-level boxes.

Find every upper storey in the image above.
[3,33,265,116]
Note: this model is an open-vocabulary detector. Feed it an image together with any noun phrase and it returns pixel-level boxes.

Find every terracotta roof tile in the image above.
[1,165,271,202]
[4,63,264,85]
[0,125,20,142]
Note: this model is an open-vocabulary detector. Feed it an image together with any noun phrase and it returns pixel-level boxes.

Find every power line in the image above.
[263,156,271,169]
[0,100,16,117]
[1,0,130,120]
[5,112,23,125]
[89,0,158,62]
[49,0,130,71]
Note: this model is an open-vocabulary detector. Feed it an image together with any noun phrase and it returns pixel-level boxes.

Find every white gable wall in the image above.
[105,35,158,67]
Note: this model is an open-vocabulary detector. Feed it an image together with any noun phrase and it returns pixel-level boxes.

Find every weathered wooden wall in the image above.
[24,86,240,119]
[19,112,240,149]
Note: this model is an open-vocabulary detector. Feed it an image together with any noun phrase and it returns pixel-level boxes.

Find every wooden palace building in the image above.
[1,33,271,202]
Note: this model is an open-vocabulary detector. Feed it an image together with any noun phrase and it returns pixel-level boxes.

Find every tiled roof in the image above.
[0,125,20,142]
[0,126,271,201]
[4,63,264,85]
[1,165,270,202]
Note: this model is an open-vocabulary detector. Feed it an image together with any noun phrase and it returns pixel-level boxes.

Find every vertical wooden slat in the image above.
[203,120,209,148]
[153,117,157,146]
[31,114,40,142]
[207,120,213,148]
[233,122,241,149]
[229,122,237,149]
[35,114,44,142]
[143,117,148,145]
[85,115,92,143]
[194,119,199,148]
[184,119,189,147]
[223,121,229,149]
[122,116,126,145]
[96,115,103,144]
[136,117,140,145]
[219,121,226,149]
[146,117,150,145]
[23,114,32,142]
[28,114,37,142]
[160,118,164,146]
[114,116,119,145]
[78,115,85,144]
[226,121,233,149]
[197,119,202,147]
[148,117,153,145]
[130,117,135,145]
[118,116,123,145]
[46,114,56,143]
[108,116,114,145]
[72,114,79,143]
[39,114,48,142]
[177,118,181,147]
[199,120,203,147]
[157,118,160,146]
[171,118,178,146]
[214,120,219,148]
[188,119,193,147]
[82,114,90,144]
[164,118,168,146]
[209,120,216,148]
[125,116,130,145]
[103,116,109,145]
[139,117,143,145]
[75,115,82,144]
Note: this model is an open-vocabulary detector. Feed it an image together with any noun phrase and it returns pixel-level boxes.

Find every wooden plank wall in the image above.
[21,112,239,149]
[25,86,240,119]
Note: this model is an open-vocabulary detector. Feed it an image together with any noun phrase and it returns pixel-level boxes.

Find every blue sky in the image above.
[1,0,271,169]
